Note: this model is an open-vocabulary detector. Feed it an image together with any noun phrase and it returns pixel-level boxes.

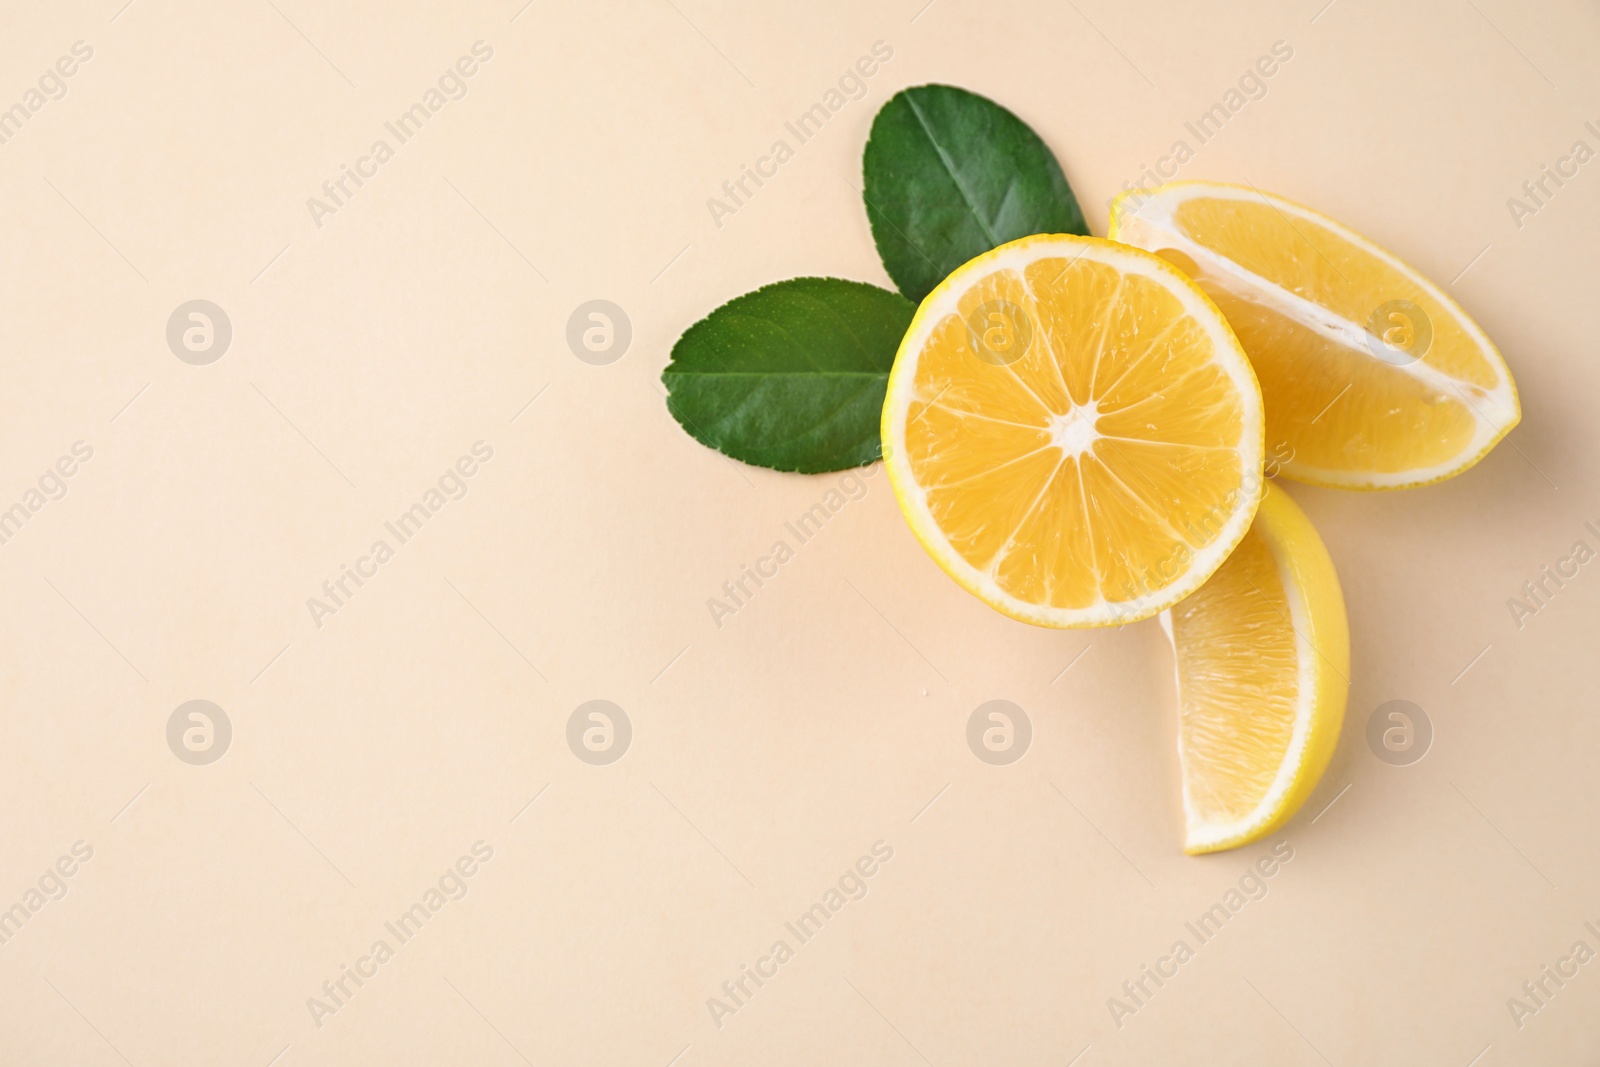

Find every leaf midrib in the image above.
[704,376,882,452]
[904,92,1002,248]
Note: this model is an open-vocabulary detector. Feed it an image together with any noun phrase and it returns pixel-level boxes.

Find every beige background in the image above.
[0,0,1596,1063]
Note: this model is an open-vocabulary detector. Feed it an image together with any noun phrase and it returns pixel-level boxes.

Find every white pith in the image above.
[1111,183,1520,490]
[882,235,1265,629]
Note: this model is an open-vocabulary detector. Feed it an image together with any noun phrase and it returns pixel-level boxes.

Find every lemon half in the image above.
[882,234,1265,628]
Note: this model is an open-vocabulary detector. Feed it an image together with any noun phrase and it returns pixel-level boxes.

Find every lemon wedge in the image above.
[1112,181,1519,490]
[1164,482,1348,853]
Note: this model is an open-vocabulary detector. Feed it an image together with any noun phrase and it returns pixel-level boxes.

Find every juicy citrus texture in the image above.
[1111,182,1519,490]
[1165,482,1348,854]
[882,234,1264,628]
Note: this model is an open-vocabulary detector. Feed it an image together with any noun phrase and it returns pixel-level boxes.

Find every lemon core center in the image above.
[1050,402,1101,458]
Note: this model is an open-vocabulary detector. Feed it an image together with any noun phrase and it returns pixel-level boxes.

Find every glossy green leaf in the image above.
[863,83,1086,303]
[661,277,915,473]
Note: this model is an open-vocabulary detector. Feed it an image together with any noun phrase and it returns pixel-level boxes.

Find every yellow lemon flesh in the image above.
[1164,482,1348,854]
[1111,181,1519,490]
[882,234,1264,628]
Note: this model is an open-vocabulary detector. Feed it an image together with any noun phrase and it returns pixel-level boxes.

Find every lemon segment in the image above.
[1110,181,1519,490]
[1164,482,1348,854]
[882,234,1265,628]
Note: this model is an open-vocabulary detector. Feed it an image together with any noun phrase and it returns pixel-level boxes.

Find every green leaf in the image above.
[661,277,916,474]
[863,83,1087,304]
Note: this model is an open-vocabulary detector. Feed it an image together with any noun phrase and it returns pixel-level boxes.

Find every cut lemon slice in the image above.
[1164,482,1348,854]
[1110,181,1519,490]
[881,234,1264,628]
